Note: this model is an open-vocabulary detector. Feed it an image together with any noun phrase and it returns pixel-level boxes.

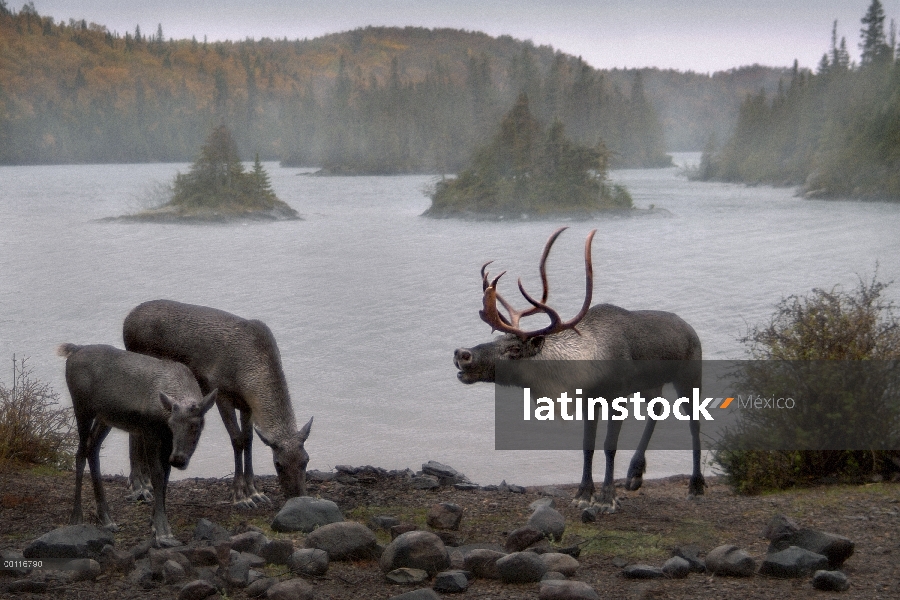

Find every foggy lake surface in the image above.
[2,153,899,488]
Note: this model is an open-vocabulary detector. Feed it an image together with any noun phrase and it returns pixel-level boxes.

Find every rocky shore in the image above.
[1,462,897,599]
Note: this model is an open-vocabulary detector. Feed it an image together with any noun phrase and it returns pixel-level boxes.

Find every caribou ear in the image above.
[255,426,277,449]
[200,389,218,414]
[525,335,545,354]
[158,392,174,412]
[298,416,313,443]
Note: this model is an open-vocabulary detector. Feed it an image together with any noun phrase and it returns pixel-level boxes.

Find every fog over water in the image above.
[1,153,898,486]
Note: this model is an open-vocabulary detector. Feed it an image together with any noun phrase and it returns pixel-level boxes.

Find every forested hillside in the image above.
[698,0,900,200]
[0,5,792,171]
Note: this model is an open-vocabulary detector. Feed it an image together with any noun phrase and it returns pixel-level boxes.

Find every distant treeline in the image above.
[0,4,792,171]
[698,0,900,200]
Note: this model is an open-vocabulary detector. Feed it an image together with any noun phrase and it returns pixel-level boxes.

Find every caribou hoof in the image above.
[688,475,707,498]
[233,497,257,510]
[126,488,154,503]
[250,492,271,505]
[155,535,182,548]
[625,474,644,491]
[101,521,120,533]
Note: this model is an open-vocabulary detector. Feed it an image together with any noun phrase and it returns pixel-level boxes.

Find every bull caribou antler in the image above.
[479,227,595,340]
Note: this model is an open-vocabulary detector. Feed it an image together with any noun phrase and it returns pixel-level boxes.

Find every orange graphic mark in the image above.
[719,397,734,409]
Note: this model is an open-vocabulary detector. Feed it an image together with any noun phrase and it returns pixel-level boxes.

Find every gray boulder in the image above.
[259,539,295,565]
[421,461,467,485]
[759,546,829,578]
[539,580,600,600]
[271,496,343,533]
[162,559,187,584]
[66,558,102,582]
[179,545,219,568]
[23,524,115,560]
[387,590,441,600]
[705,544,756,577]
[288,548,329,577]
[380,531,450,576]
[662,556,691,579]
[385,567,430,584]
[768,528,854,569]
[305,521,376,560]
[177,579,218,600]
[427,503,463,531]
[672,544,705,572]
[812,569,851,591]
[496,551,548,583]
[410,475,440,490]
[528,506,566,541]
[231,531,269,555]
[462,548,506,579]
[265,578,314,600]
[433,569,469,592]
[193,518,230,544]
[623,564,665,579]
[505,526,545,552]
[540,552,579,576]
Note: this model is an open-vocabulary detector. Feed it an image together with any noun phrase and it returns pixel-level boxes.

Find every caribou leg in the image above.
[147,433,179,547]
[239,408,270,505]
[625,386,664,492]
[575,417,600,505]
[217,392,256,509]
[127,434,154,502]
[688,418,706,496]
[596,419,624,512]
[86,421,116,530]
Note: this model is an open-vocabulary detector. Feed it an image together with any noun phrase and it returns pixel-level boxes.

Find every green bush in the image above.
[713,274,900,494]
[0,356,76,470]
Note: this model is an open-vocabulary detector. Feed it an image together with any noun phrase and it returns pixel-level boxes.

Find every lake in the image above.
[1,153,898,487]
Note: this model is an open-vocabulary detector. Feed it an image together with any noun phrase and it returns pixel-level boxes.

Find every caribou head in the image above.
[454,227,596,383]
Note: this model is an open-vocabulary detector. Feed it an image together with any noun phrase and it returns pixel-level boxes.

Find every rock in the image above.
[1,550,29,577]
[240,552,266,569]
[528,506,566,542]
[66,558,102,582]
[812,569,851,591]
[271,496,344,533]
[509,484,526,494]
[148,547,191,575]
[245,577,277,598]
[380,531,450,576]
[542,571,566,580]
[288,548,329,577]
[178,579,218,600]
[163,559,187,584]
[611,556,628,568]
[99,544,135,573]
[496,551,548,583]
[305,521,377,560]
[371,515,401,530]
[672,544,705,573]
[705,544,756,577]
[421,461,467,485]
[231,531,268,555]
[385,567,430,584]
[453,483,481,491]
[259,539,295,565]
[307,469,335,482]
[6,579,49,593]
[427,502,463,530]
[530,497,556,510]
[539,580,600,600]
[433,569,469,592]
[623,564,665,579]
[265,578,314,600]
[433,530,460,547]
[540,552,579,576]
[662,556,691,579]
[505,526,545,552]
[759,546,829,578]
[390,524,419,539]
[768,528,854,569]
[409,475,440,490]
[225,555,252,587]
[22,524,115,560]
[180,545,219,568]
[762,514,800,542]
[387,589,441,600]
[193,518,231,544]
[580,506,600,523]
[127,563,156,589]
[462,548,506,579]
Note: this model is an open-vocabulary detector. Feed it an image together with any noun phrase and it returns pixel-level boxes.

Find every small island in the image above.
[423,94,635,220]
[115,125,300,223]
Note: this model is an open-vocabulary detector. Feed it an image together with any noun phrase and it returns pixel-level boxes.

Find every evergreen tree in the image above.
[860,0,891,66]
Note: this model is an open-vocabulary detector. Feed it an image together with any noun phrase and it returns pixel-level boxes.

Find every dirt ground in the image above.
[1,466,898,599]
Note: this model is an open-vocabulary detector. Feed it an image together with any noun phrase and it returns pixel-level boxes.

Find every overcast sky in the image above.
[25,1,900,73]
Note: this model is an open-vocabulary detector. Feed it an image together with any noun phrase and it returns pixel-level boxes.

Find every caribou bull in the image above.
[453,228,705,511]
[123,300,312,508]
[58,343,216,545]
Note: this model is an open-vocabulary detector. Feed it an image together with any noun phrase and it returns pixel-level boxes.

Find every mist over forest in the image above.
[0,3,787,173]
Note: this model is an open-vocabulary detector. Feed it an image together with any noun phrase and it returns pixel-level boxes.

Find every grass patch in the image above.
[565,524,670,561]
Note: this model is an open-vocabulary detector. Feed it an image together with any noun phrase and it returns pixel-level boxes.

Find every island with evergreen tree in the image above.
[118,125,300,222]
[423,94,637,220]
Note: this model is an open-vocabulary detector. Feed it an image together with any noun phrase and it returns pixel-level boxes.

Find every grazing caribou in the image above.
[123,300,312,508]
[453,228,705,511]
[58,343,216,546]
